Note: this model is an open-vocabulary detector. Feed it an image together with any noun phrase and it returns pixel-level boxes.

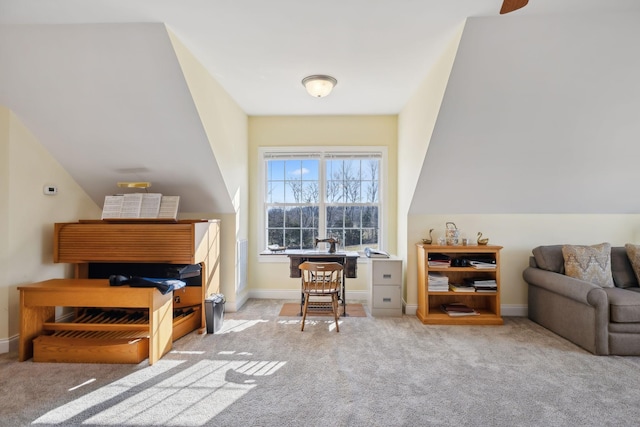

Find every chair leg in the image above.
[301,294,310,331]
[332,293,340,332]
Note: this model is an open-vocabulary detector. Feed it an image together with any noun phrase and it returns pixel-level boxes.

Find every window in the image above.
[261,148,384,253]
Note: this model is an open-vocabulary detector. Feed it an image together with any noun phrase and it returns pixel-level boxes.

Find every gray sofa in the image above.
[523,245,640,355]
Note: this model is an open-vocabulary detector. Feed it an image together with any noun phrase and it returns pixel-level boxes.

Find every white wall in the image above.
[412,12,640,214]
[0,107,101,351]
[401,12,640,314]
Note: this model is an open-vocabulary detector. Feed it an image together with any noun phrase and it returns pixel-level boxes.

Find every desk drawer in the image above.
[372,284,402,309]
[371,260,402,285]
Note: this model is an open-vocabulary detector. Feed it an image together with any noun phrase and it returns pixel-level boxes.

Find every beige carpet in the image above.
[278,302,367,317]
[4,299,640,426]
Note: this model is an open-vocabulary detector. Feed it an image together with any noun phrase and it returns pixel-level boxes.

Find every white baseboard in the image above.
[501,304,528,317]
[404,303,417,316]
[0,335,18,354]
[236,293,528,318]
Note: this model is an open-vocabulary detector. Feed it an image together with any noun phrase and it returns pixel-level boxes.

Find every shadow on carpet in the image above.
[278,302,367,317]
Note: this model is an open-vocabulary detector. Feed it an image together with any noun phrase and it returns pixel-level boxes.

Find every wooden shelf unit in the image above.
[416,244,503,325]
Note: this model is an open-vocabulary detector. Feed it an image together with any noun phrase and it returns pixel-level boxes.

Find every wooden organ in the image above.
[19,219,220,364]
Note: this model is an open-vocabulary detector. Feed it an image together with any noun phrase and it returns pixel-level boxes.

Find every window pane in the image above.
[267,160,285,181]
[284,207,301,227]
[302,182,318,203]
[345,229,361,249]
[268,182,285,204]
[267,229,284,247]
[345,206,361,228]
[284,182,300,203]
[302,229,317,249]
[326,206,344,228]
[362,228,378,247]
[301,159,319,180]
[267,207,284,228]
[285,229,301,249]
[301,206,318,228]
[362,206,378,227]
[362,181,378,203]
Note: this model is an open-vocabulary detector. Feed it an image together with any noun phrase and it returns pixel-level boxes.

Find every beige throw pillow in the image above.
[625,244,640,284]
[562,243,614,287]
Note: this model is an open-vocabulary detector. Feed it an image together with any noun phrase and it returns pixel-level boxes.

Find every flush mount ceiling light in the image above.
[302,75,337,98]
[117,181,151,189]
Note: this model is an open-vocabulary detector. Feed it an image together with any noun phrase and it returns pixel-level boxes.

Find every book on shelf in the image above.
[441,303,479,317]
[428,253,451,267]
[466,256,496,264]
[473,284,498,292]
[464,278,497,286]
[428,272,449,285]
[428,260,451,268]
[449,283,475,292]
[470,261,496,269]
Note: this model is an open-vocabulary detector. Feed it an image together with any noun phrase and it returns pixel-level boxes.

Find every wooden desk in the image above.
[285,251,359,316]
[18,279,173,365]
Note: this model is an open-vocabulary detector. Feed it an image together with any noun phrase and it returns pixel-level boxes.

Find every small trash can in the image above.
[205,293,225,334]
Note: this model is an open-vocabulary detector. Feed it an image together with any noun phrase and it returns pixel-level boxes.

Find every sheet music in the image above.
[101,195,124,219]
[139,193,162,218]
[120,193,143,218]
[158,196,180,219]
[100,193,180,219]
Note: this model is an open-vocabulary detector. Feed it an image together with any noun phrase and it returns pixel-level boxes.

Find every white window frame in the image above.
[257,146,388,259]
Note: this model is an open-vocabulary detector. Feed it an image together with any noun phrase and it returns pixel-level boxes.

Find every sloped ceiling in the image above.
[410,11,640,214]
[0,23,234,213]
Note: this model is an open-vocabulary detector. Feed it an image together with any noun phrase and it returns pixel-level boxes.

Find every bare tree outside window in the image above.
[265,153,381,252]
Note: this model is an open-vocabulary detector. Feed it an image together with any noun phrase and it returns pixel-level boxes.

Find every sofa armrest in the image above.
[523,266,604,306]
[524,266,610,354]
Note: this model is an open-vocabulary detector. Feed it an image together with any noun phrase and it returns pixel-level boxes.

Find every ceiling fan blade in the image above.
[500,0,529,14]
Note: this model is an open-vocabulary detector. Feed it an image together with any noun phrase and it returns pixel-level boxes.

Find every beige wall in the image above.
[168,29,249,310]
[397,22,465,302]
[0,108,9,345]
[0,107,101,351]
[248,116,398,299]
[407,214,640,315]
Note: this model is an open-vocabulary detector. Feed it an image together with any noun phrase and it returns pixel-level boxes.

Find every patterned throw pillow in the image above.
[562,243,614,287]
[625,244,640,284]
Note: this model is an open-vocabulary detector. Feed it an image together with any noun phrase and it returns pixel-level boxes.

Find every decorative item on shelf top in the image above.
[422,229,434,245]
[445,222,460,246]
[268,244,286,253]
[477,232,489,245]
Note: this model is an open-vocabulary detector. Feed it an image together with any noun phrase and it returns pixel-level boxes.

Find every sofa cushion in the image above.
[562,243,614,288]
[613,246,638,288]
[605,287,640,323]
[624,244,640,287]
[532,245,565,274]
